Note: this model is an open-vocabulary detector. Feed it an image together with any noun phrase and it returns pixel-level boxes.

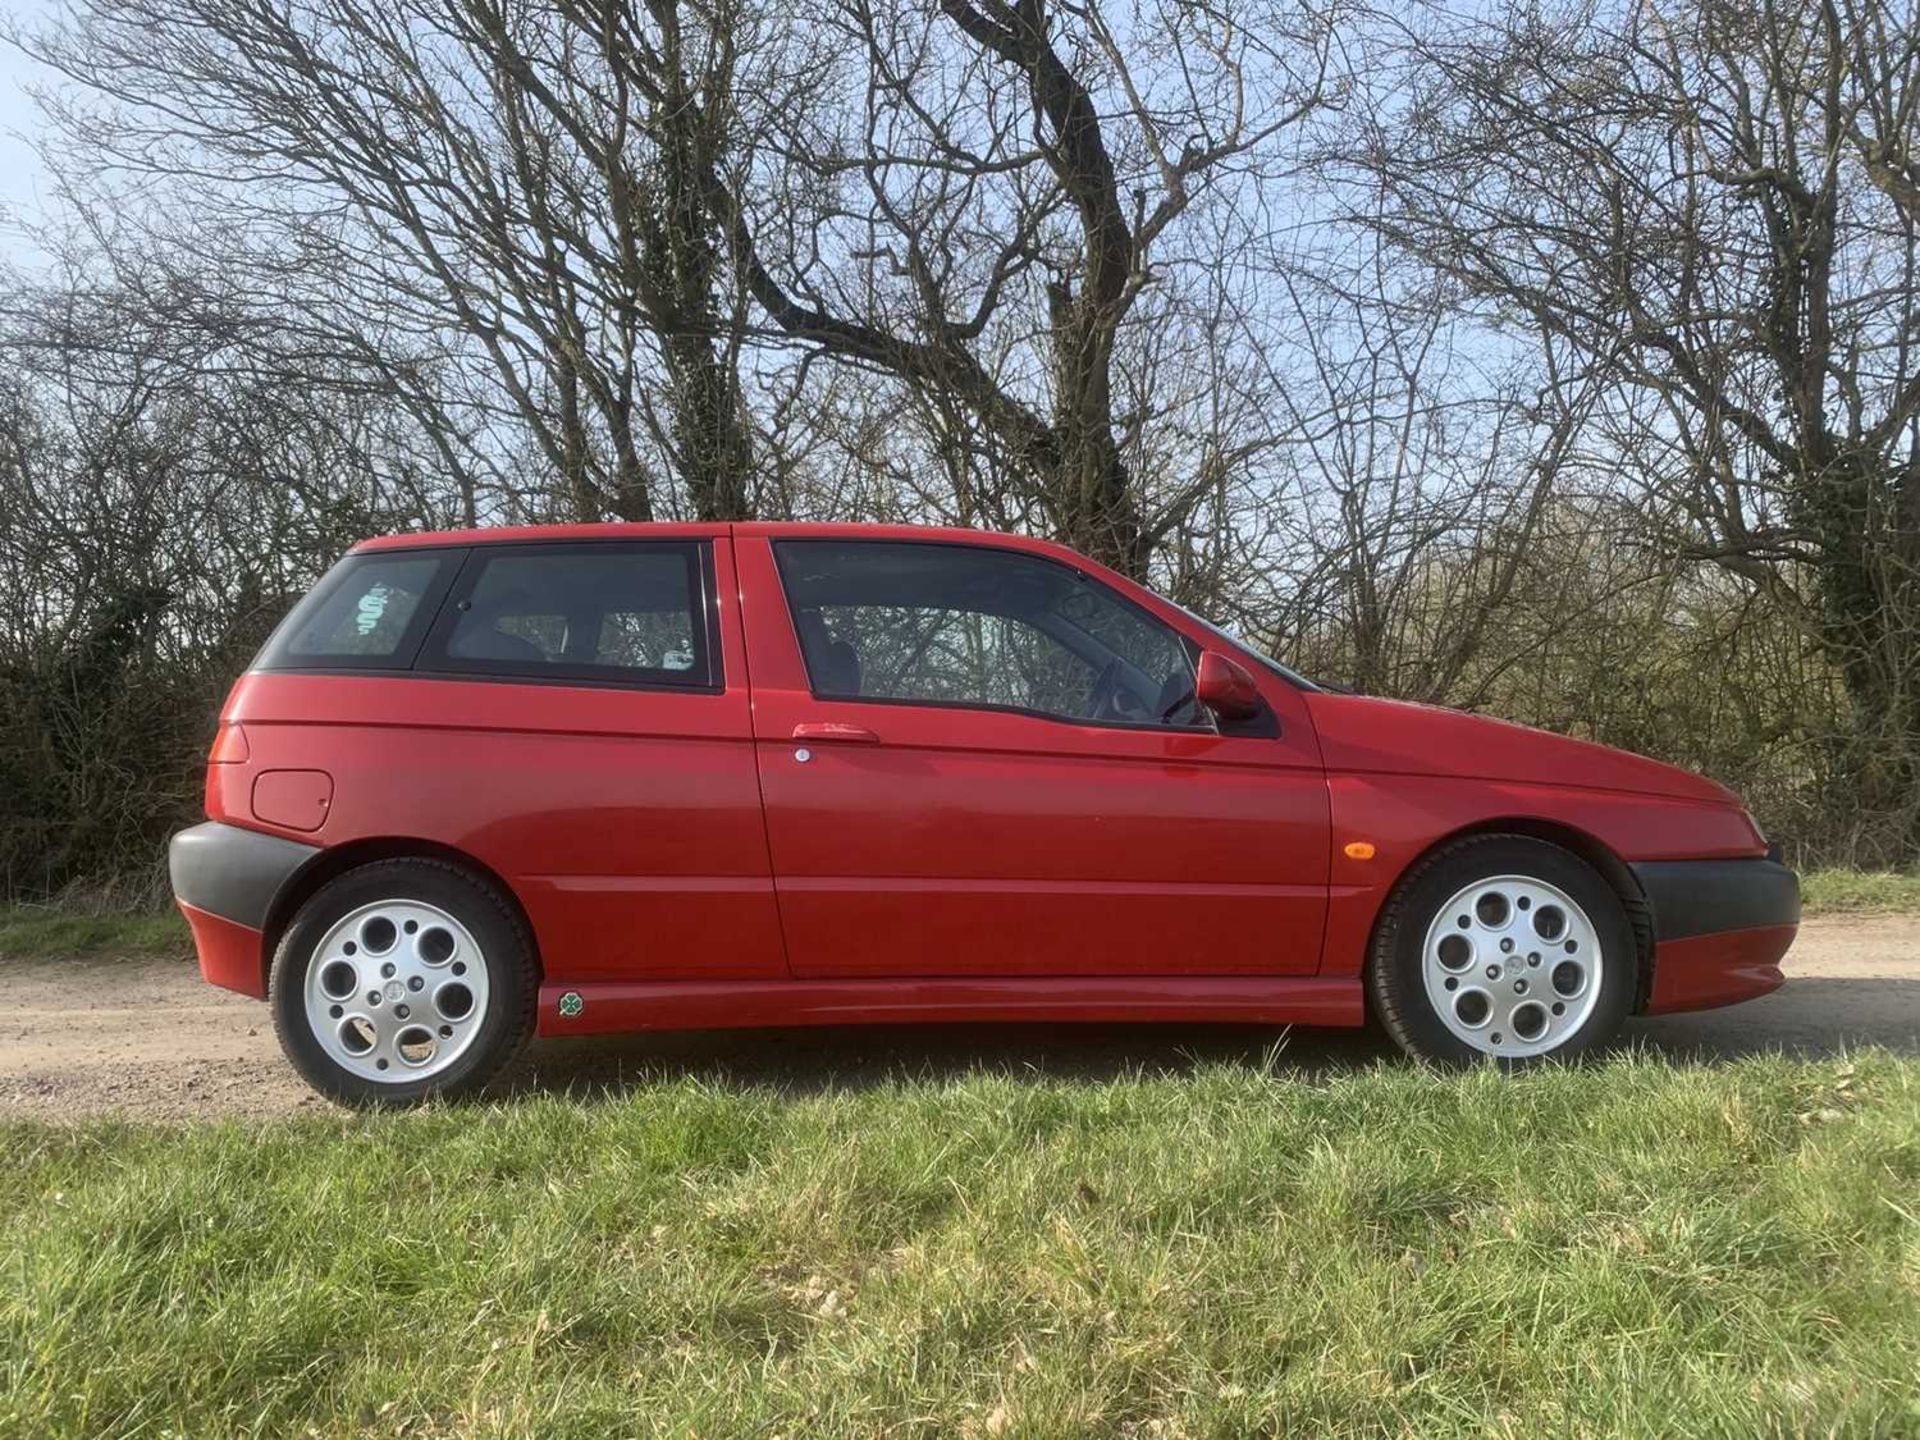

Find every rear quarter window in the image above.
[417,541,718,689]
[257,550,459,670]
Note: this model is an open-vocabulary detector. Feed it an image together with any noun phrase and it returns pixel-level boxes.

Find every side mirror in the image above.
[1194,651,1261,721]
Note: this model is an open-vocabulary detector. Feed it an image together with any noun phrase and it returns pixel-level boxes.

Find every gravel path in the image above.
[2,915,1913,1120]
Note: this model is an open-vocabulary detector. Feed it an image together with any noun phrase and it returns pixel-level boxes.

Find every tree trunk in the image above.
[1049,426,1146,579]
[1048,286,1145,578]
[641,0,755,522]
[1794,446,1920,857]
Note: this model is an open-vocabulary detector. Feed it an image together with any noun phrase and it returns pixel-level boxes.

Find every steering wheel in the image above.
[1085,659,1151,723]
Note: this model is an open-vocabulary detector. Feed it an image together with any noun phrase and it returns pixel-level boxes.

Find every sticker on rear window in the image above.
[354,583,394,636]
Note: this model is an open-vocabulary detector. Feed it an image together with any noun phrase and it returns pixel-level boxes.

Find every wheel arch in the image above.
[1374,816,1657,1012]
[261,838,542,996]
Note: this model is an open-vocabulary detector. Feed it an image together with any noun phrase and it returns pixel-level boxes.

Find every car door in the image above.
[736,531,1330,979]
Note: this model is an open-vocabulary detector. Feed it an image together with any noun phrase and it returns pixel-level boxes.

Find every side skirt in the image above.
[537,974,1365,1037]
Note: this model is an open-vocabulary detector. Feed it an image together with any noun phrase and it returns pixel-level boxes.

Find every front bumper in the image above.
[1631,857,1800,1014]
[169,822,320,997]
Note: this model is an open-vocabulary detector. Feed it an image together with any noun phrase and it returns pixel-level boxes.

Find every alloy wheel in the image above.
[1419,873,1602,1057]
[302,898,491,1083]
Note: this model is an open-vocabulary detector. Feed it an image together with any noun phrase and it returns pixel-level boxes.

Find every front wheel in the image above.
[1368,835,1637,1065]
[270,858,537,1106]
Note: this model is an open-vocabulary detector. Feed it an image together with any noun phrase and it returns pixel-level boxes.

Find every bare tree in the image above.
[1349,0,1920,856]
[0,243,456,896]
[20,0,787,522]
[682,0,1348,577]
[9,0,1916,890]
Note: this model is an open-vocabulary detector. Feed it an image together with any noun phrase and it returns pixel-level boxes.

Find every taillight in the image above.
[209,723,250,764]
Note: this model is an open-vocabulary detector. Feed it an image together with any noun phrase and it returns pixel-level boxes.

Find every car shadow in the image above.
[493,974,1919,1101]
[1623,976,1920,1061]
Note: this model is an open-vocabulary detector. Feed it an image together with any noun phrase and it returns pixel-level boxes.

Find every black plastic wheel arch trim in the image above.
[169,821,320,931]
[1629,858,1801,942]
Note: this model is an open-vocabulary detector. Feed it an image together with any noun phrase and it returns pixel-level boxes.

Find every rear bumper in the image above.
[177,902,271,999]
[169,822,319,997]
[170,821,319,929]
[1632,857,1800,1014]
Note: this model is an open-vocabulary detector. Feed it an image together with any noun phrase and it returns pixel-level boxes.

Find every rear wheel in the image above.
[270,858,536,1106]
[1368,835,1636,1065]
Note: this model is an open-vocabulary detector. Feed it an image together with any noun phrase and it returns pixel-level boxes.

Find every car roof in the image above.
[351,521,1079,560]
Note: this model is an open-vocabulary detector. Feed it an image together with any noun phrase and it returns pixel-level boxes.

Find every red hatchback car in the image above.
[170,523,1798,1104]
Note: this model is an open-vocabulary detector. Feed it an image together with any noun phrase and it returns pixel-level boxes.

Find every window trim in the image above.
[254,545,464,674]
[772,537,1214,733]
[411,539,724,692]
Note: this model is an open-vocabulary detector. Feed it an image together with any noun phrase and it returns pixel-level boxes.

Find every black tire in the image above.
[270,858,537,1106]
[1367,834,1637,1066]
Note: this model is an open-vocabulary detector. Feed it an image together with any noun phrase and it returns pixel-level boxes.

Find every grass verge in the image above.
[1800,868,1920,916]
[2,1053,1915,1438]
[0,906,187,960]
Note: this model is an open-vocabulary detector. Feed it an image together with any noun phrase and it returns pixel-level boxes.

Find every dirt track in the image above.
[2,915,1915,1121]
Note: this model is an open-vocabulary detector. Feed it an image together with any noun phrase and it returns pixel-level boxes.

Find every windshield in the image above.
[1162,599,1324,692]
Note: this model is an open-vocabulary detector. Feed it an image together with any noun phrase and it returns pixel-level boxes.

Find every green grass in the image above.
[0,907,187,960]
[2,1054,1915,1438]
[1800,868,1920,916]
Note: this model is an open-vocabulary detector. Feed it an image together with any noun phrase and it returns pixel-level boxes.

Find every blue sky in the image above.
[0,0,60,267]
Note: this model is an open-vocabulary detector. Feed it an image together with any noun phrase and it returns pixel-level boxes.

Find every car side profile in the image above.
[169,523,1800,1104]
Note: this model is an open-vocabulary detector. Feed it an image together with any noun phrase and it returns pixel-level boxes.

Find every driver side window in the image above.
[774,540,1202,728]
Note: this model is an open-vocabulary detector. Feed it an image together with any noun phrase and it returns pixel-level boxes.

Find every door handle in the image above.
[791,721,881,744]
